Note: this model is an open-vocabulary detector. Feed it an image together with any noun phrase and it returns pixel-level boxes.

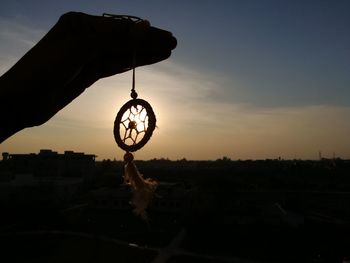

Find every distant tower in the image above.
[318,151,322,160]
[2,152,9,161]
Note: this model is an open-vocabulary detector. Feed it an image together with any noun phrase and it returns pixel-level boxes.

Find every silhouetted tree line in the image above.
[93,158,350,191]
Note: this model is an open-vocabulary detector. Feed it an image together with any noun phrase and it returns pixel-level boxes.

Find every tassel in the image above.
[124,152,158,220]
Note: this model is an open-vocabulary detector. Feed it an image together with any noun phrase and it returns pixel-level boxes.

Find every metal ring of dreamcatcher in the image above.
[114,98,156,152]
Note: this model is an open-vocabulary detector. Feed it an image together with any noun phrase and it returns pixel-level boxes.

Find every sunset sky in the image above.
[1,0,350,160]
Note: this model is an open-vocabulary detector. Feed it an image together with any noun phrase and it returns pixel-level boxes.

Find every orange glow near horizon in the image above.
[1,65,350,161]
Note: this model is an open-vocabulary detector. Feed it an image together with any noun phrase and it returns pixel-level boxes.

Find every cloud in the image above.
[0,17,44,74]
[121,62,350,160]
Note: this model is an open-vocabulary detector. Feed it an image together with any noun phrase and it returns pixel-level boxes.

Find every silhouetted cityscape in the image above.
[1,150,350,262]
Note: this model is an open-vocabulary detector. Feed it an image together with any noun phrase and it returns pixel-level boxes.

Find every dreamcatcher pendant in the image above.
[114,67,158,220]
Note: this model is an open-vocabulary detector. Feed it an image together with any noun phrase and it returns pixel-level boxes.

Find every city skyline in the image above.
[1,1,350,160]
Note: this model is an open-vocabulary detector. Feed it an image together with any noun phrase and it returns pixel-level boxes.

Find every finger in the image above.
[56,12,177,59]
[84,24,177,79]
[55,12,134,38]
[133,26,177,66]
[55,12,177,80]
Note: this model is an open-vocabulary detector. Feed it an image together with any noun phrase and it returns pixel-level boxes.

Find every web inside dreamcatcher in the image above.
[121,105,148,145]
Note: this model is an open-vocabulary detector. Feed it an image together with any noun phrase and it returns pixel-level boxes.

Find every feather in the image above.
[124,156,158,220]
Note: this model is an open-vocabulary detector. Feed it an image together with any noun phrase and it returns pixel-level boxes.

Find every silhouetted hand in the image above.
[0,12,177,142]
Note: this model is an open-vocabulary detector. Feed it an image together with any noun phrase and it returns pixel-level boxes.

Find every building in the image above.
[1,149,96,178]
[0,149,96,207]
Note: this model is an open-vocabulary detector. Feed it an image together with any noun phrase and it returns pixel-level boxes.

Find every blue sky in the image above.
[1,0,350,160]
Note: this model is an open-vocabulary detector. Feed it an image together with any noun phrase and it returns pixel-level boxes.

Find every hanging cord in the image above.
[130,34,138,99]
[131,61,138,99]
[102,12,149,101]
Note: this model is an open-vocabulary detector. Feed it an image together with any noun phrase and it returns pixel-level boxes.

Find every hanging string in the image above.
[132,67,135,93]
[131,54,138,99]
